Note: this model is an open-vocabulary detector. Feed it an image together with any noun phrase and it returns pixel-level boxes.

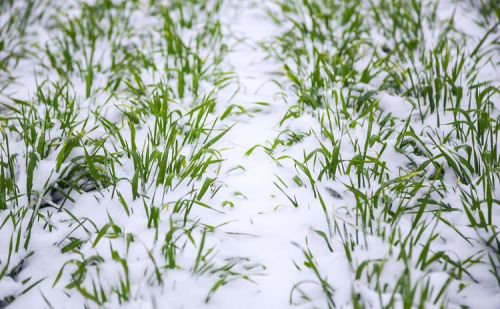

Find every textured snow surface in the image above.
[0,0,499,308]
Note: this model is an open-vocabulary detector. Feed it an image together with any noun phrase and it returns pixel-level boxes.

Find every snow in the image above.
[0,0,499,308]
[376,92,414,119]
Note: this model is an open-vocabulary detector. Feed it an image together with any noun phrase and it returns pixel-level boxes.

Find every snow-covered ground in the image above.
[0,0,499,308]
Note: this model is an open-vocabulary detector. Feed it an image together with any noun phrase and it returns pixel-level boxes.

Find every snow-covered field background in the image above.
[0,0,499,308]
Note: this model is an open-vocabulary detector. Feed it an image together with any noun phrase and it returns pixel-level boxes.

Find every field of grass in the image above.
[0,0,499,308]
